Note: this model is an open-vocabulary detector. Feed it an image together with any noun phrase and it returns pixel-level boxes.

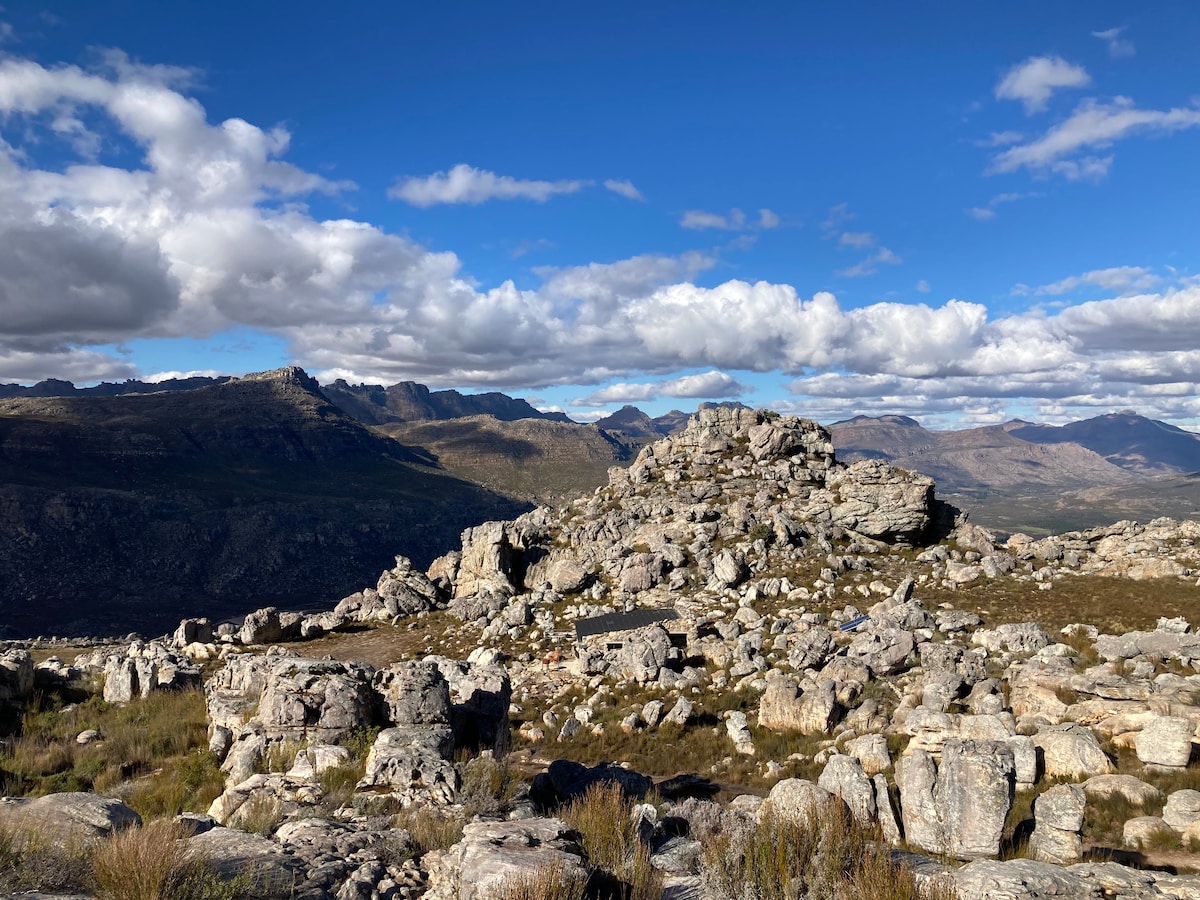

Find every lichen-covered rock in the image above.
[614,625,672,683]
[424,818,586,900]
[1136,715,1194,768]
[0,649,34,708]
[0,792,141,843]
[429,655,511,752]
[817,755,875,825]
[1030,784,1085,865]
[896,740,1014,860]
[374,660,451,726]
[1034,724,1115,779]
[758,675,840,735]
[101,641,201,703]
[453,521,516,599]
[356,725,458,806]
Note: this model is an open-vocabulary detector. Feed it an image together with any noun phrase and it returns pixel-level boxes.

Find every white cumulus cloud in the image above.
[995,55,1091,114]
[389,163,588,206]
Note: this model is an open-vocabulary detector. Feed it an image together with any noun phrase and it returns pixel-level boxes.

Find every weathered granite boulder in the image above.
[207,772,323,828]
[0,648,34,707]
[758,778,838,824]
[0,792,140,843]
[172,617,214,648]
[895,739,1015,860]
[187,826,303,898]
[100,641,201,703]
[758,675,840,735]
[424,819,587,900]
[824,459,934,545]
[1135,715,1194,768]
[614,625,673,683]
[847,626,916,676]
[817,755,875,825]
[254,658,378,743]
[240,606,302,645]
[429,656,512,753]
[1124,816,1175,850]
[1082,774,1162,807]
[374,660,452,726]
[356,725,458,806]
[1162,789,1200,832]
[1029,784,1085,865]
[1034,724,1114,779]
[453,521,516,599]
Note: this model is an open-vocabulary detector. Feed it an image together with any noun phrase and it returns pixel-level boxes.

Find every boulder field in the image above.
[6,408,1200,898]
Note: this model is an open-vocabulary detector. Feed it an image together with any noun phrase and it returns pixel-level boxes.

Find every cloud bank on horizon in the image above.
[0,5,1198,428]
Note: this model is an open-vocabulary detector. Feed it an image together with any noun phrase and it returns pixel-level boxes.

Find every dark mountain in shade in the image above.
[0,375,233,398]
[1010,411,1200,475]
[0,368,529,637]
[321,380,568,425]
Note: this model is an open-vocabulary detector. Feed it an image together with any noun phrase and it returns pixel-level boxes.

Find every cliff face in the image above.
[320,379,561,425]
[0,368,530,637]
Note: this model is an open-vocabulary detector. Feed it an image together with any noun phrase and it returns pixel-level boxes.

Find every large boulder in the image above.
[1136,716,1194,768]
[1029,784,1085,865]
[429,656,512,753]
[817,755,875,825]
[374,660,452,726]
[425,819,587,900]
[206,651,378,744]
[0,793,140,844]
[356,725,458,806]
[895,740,1015,860]
[1034,724,1115,779]
[614,625,673,683]
[824,459,934,545]
[101,641,201,703]
[453,521,517,599]
[0,649,34,708]
[758,675,840,735]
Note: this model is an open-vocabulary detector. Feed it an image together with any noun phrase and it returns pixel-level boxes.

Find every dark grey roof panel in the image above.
[575,608,681,640]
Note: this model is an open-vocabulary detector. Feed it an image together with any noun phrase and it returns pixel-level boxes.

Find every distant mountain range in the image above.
[827,412,1200,534]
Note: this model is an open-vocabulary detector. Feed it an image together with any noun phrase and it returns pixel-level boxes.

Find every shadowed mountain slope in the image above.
[0,368,529,637]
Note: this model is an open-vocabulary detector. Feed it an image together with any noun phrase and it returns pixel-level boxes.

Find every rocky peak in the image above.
[240,365,325,394]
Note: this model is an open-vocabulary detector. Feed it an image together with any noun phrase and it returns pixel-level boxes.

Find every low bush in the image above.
[563,782,663,900]
[391,805,465,856]
[700,801,948,900]
[92,817,247,900]
[492,860,589,900]
[0,819,93,894]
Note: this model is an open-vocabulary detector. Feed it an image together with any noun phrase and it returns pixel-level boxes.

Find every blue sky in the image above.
[1,3,1199,428]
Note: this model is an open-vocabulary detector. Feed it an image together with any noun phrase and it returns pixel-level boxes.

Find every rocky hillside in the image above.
[6,408,1200,897]
[0,368,529,637]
